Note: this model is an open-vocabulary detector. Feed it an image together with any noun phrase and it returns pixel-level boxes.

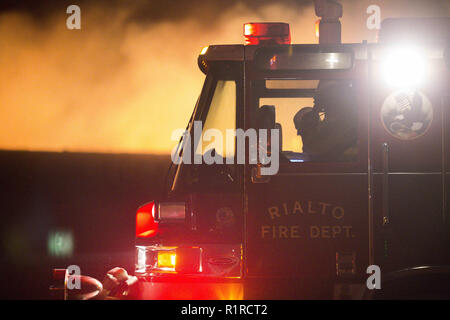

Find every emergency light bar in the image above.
[244,23,291,45]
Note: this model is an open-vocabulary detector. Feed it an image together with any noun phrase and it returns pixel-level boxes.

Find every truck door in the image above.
[244,45,369,298]
[169,60,246,275]
[370,44,450,272]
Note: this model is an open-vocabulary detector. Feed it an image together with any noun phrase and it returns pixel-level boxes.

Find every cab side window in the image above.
[257,79,359,163]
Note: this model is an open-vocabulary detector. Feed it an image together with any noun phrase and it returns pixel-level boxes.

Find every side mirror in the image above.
[156,202,186,223]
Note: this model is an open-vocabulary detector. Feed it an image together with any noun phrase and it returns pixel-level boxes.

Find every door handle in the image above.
[382,142,390,226]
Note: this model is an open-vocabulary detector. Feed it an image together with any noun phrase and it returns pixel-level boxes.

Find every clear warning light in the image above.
[382,46,427,88]
[200,46,209,55]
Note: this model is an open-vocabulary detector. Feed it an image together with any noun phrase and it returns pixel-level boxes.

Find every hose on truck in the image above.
[50,267,138,300]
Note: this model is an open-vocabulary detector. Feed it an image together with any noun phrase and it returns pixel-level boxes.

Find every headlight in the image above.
[382,46,427,88]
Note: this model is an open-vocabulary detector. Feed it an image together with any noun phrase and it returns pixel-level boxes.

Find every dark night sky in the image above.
[0,0,313,24]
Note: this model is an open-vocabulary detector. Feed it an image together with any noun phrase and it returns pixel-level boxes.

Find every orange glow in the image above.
[315,19,321,38]
[0,10,204,155]
[137,281,244,300]
[213,283,244,300]
[157,251,176,269]
[1,2,409,154]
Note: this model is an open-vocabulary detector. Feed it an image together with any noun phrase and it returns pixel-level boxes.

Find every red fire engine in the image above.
[130,0,449,299]
[54,0,450,300]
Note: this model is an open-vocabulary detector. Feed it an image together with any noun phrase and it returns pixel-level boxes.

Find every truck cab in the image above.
[133,17,450,299]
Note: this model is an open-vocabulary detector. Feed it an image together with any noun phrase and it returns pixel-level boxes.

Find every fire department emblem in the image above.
[381,89,433,140]
[215,207,235,229]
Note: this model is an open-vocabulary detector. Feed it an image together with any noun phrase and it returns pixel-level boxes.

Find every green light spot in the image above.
[48,231,73,257]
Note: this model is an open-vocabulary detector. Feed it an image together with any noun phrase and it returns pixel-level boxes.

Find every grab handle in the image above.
[382,142,390,226]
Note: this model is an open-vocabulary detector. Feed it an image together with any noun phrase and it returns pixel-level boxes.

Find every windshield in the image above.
[195,80,236,159]
[169,76,237,194]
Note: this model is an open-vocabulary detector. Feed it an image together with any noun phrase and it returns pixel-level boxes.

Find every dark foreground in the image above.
[0,150,170,299]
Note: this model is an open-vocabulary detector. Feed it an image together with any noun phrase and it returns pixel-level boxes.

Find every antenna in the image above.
[314,0,343,44]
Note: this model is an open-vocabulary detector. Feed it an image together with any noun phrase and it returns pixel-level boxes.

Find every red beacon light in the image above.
[136,201,158,238]
[243,22,291,45]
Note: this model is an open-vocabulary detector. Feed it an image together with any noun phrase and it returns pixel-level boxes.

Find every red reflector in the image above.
[243,22,291,45]
[136,201,158,238]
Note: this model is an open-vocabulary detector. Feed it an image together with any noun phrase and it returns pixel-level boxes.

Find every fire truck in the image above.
[130,1,450,300]
[52,1,449,300]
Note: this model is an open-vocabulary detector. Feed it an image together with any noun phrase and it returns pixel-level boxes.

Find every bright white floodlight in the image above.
[382,47,427,88]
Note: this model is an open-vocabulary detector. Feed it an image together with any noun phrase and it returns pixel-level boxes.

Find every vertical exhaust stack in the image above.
[314,0,343,44]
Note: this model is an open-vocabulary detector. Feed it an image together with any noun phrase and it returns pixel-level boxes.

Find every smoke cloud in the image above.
[0,0,448,154]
